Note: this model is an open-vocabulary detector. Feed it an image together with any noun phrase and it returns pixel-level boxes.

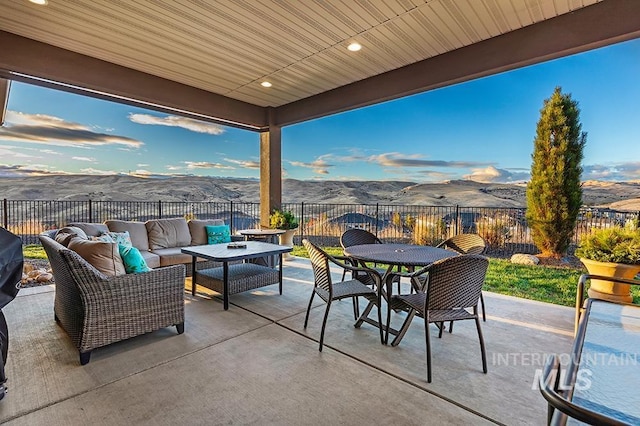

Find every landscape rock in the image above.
[511,254,540,265]
[22,262,54,286]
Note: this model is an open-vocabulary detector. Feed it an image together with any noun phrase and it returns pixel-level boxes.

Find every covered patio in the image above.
[2,1,640,224]
[2,257,574,425]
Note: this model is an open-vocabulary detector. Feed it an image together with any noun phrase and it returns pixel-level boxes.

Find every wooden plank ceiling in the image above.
[2,0,639,129]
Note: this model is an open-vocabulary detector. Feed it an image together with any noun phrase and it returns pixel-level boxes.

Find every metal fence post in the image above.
[454,205,460,235]
[3,198,7,229]
[300,202,305,242]
[230,201,234,232]
[375,203,379,236]
[88,199,93,223]
[158,200,162,218]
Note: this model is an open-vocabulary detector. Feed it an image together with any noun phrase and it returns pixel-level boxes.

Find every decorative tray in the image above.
[227,242,247,249]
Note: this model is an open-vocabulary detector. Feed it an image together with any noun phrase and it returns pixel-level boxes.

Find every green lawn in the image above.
[23,244,48,260]
[28,244,638,307]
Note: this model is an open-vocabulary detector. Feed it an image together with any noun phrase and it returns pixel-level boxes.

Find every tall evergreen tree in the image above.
[526,87,586,258]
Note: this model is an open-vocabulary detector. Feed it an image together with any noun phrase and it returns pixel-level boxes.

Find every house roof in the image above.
[1,0,640,130]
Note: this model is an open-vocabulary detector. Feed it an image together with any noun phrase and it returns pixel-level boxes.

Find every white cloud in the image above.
[184,161,234,170]
[368,152,489,168]
[71,156,97,162]
[463,166,530,183]
[289,155,334,175]
[79,167,118,175]
[0,110,143,148]
[583,162,640,181]
[225,158,260,169]
[129,113,225,135]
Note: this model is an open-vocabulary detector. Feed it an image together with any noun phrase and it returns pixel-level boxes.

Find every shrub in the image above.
[575,227,640,264]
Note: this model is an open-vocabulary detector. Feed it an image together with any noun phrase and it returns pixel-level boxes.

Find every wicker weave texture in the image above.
[195,263,280,295]
[438,234,487,255]
[40,235,185,354]
[426,255,488,311]
[340,229,382,248]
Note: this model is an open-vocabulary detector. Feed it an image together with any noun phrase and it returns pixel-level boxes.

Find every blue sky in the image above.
[1,38,639,183]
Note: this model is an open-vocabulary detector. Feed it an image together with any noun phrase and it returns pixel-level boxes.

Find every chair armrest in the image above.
[575,274,640,334]
[539,355,627,426]
[326,253,382,285]
[384,265,431,291]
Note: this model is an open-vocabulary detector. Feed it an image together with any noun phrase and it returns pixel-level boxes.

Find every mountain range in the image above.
[0,175,639,210]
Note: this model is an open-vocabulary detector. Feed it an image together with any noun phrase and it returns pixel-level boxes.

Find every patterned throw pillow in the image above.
[118,244,152,274]
[107,231,133,248]
[205,224,231,244]
[94,231,133,248]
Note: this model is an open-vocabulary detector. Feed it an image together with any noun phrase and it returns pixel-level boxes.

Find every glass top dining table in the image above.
[343,243,458,343]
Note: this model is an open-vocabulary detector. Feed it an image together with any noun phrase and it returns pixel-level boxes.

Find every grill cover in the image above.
[0,228,23,399]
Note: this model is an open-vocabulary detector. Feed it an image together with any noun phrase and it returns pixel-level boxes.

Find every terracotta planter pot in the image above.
[279,228,298,260]
[580,257,640,303]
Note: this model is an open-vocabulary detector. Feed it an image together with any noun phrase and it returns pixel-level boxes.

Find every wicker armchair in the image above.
[437,234,488,322]
[40,234,185,365]
[302,239,384,351]
[387,254,489,382]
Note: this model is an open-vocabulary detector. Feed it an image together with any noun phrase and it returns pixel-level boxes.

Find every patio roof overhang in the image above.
[1,0,639,222]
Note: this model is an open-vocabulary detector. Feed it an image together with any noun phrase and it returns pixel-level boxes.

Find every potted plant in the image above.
[270,209,299,259]
[575,226,640,303]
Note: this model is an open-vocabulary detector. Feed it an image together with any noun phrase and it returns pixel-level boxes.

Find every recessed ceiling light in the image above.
[261,81,272,88]
[29,0,48,5]
[347,42,362,52]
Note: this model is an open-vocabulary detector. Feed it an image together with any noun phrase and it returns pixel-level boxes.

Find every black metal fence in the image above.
[2,198,639,257]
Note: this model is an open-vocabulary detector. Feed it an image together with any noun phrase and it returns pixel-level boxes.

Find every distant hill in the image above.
[0,175,639,210]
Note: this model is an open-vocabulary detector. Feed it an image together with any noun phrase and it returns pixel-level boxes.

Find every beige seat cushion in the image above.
[146,218,191,250]
[140,251,161,269]
[152,247,193,267]
[188,219,225,246]
[67,222,109,238]
[68,238,126,276]
[105,220,150,252]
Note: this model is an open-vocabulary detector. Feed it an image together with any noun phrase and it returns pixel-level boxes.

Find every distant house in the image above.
[328,212,388,231]
[442,212,484,233]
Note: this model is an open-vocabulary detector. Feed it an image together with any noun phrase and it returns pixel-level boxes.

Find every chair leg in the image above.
[318,301,332,352]
[390,309,416,347]
[449,321,454,333]
[376,297,384,345]
[79,350,91,365]
[475,315,488,374]
[425,316,432,383]
[176,322,185,334]
[352,296,360,320]
[480,293,486,322]
[438,322,444,338]
[304,291,316,329]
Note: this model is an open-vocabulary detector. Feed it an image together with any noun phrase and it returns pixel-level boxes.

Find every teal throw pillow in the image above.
[118,244,152,274]
[205,224,231,244]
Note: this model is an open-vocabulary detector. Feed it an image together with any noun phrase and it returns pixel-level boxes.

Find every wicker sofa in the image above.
[40,234,185,365]
[63,218,240,276]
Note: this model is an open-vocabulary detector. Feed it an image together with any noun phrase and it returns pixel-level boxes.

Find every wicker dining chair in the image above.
[302,239,384,351]
[387,254,489,382]
[437,234,488,322]
[340,229,401,293]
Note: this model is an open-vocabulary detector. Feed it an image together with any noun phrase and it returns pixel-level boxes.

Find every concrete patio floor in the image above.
[0,256,575,425]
